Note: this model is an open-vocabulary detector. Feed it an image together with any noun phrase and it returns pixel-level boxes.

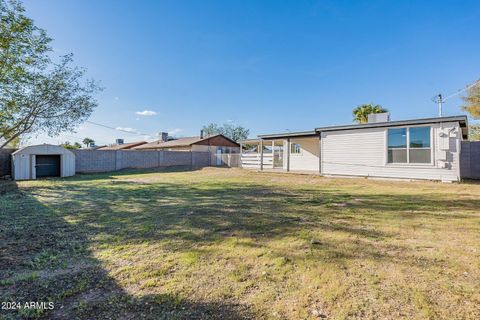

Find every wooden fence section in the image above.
[240,153,273,169]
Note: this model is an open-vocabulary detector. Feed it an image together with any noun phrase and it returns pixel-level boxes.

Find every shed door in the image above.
[35,155,61,177]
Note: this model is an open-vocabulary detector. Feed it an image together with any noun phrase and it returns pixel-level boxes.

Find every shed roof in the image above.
[12,144,74,155]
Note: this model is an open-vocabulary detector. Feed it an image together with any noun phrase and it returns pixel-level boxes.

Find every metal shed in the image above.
[12,144,75,180]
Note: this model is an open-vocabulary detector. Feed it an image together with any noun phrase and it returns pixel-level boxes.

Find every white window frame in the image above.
[385,125,433,166]
[290,142,302,155]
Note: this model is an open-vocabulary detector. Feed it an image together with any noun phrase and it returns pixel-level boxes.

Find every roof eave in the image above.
[315,115,468,137]
[257,131,317,140]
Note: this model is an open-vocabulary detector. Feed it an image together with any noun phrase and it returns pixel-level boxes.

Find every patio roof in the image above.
[257,130,317,140]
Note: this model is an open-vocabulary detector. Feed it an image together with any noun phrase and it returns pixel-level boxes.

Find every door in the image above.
[216,149,222,166]
[35,155,61,178]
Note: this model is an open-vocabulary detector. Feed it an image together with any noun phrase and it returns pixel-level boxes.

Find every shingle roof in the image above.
[97,141,147,150]
[134,134,234,150]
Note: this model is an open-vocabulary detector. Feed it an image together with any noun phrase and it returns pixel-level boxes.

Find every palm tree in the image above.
[353,103,388,124]
[82,137,95,148]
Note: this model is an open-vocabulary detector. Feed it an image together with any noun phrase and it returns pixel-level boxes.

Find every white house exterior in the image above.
[240,115,468,182]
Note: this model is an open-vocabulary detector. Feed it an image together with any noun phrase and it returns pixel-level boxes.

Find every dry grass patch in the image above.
[1,168,479,319]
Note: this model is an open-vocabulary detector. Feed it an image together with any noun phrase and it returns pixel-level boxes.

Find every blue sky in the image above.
[23,0,480,146]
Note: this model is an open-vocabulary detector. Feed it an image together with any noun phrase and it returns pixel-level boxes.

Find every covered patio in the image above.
[239,131,320,173]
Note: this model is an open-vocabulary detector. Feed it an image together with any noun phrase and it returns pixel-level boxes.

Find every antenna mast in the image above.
[431,94,444,117]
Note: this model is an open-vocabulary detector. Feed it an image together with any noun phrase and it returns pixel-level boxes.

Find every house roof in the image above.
[314,115,469,139]
[97,141,147,150]
[134,134,239,150]
[257,130,317,140]
[256,115,469,140]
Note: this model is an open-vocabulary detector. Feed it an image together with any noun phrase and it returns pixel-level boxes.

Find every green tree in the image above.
[469,124,480,141]
[202,123,249,142]
[461,80,480,119]
[60,141,81,150]
[0,0,101,148]
[352,103,389,124]
[82,137,94,148]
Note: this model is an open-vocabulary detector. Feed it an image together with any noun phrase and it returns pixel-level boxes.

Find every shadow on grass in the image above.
[0,188,254,319]
[1,169,479,318]
[0,180,18,194]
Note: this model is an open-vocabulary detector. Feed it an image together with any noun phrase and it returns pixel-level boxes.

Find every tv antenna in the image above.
[432,79,480,117]
[431,94,443,117]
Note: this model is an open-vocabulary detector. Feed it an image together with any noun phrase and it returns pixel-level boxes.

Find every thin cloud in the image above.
[168,128,182,135]
[135,110,158,116]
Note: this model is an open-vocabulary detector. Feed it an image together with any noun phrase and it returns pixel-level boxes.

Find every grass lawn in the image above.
[1,167,479,319]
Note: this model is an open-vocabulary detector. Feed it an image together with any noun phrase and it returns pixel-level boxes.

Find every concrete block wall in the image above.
[461,141,480,179]
[117,150,159,169]
[75,150,116,173]
[74,150,211,173]
[162,151,192,167]
[193,151,212,168]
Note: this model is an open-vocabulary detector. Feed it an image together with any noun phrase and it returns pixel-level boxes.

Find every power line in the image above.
[85,120,156,138]
[431,78,480,116]
[443,79,480,102]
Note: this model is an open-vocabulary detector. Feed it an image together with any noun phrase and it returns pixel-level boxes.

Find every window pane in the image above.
[388,128,407,148]
[410,127,430,148]
[388,149,407,163]
[410,149,431,163]
[291,143,301,154]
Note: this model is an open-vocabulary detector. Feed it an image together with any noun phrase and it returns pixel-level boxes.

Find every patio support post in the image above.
[318,134,321,175]
[260,139,264,171]
[286,138,290,172]
[271,140,275,169]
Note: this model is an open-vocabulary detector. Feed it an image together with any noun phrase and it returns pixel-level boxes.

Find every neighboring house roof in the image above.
[97,141,147,150]
[256,115,469,140]
[134,134,239,150]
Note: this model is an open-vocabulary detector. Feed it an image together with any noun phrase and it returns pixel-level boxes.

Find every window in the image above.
[387,126,431,164]
[387,128,407,163]
[290,143,301,154]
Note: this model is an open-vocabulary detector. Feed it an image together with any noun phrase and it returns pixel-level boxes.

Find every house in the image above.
[97,139,147,150]
[239,114,469,182]
[133,131,240,154]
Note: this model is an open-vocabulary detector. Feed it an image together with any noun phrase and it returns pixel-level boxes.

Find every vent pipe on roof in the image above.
[200,130,204,139]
